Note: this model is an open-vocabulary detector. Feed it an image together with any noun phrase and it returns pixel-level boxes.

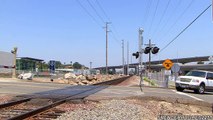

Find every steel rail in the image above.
[8,76,131,120]
[0,98,31,109]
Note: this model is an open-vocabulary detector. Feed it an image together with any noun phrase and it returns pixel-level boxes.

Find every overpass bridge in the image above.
[94,56,212,74]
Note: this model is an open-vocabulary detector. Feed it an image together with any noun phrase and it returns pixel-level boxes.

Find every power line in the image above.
[95,0,121,40]
[154,0,182,39]
[160,4,212,53]
[141,0,149,26]
[157,0,194,42]
[76,0,102,27]
[95,0,121,45]
[77,0,120,46]
[143,0,153,27]
[86,0,105,23]
[110,31,121,45]
[147,0,160,37]
[152,0,171,38]
[169,0,194,30]
[95,0,110,21]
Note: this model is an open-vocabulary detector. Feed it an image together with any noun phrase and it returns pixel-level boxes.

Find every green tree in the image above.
[55,61,62,68]
[73,62,82,69]
[48,61,62,69]
[42,62,48,70]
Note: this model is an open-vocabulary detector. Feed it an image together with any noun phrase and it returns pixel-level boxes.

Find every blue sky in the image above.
[0,0,212,67]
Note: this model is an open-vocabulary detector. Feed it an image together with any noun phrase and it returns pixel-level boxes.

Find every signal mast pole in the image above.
[138,28,144,75]
[144,39,155,72]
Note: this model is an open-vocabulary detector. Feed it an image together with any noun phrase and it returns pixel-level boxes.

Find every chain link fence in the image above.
[142,70,176,88]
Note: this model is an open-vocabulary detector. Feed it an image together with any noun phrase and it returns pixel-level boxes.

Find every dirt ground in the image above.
[0,95,14,104]
[129,98,212,118]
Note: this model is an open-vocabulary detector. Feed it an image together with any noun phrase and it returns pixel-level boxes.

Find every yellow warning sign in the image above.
[163,59,173,70]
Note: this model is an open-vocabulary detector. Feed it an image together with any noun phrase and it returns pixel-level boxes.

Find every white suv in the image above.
[175,70,213,94]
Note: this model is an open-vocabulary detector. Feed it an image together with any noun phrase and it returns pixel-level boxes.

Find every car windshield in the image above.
[185,71,206,78]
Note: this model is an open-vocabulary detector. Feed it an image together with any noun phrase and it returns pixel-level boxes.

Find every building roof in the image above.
[18,57,44,62]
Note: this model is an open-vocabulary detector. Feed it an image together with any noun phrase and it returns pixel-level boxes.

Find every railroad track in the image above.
[0,76,131,120]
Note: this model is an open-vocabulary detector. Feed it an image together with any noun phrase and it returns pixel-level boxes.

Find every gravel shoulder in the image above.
[56,98,213,120]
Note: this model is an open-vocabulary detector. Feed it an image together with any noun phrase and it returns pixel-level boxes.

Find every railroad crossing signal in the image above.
[163,59,174,70]
[144,47,152,54]
[132,52,139,59]
[133,40,160,59]
[144,46,160,54]
[151,47,160,54]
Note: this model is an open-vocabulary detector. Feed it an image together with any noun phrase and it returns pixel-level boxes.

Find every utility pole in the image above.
[90,62,92,70]
[138,28,144,75]
[122,40,125,75]
[105,22,110,75]
[127,41,129,75]
[11,47,18,78]
[144,39,155,72]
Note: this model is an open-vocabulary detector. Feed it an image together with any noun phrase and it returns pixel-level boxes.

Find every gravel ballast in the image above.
[56,99,212,120]
[56,100,142,120]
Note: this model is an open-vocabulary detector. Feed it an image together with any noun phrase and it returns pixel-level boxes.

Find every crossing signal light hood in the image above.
[152,47,160,54]
[144,47,152,54]
[132,52,139,59]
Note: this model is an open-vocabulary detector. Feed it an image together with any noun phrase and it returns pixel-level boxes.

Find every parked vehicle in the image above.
[175,70,213,94]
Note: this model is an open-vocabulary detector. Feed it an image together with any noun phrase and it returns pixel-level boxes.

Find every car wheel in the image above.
[176,87,184,92]
[195,83,205,94]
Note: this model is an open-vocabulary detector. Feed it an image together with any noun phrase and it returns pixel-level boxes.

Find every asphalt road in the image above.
[143,87,213,103]
[0,79,212,104]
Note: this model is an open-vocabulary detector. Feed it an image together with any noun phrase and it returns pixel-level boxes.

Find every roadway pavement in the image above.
[0,78,212,104]
[87,86,213,104]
